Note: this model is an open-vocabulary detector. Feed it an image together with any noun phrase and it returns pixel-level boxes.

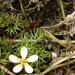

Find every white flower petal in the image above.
[13,64,22,73]
[26,55,38,62]
[24,63,33,74]
[9,55,19,63]
[20,47,28,59]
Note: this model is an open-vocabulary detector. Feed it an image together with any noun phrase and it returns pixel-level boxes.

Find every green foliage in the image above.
[18,28,51,73]
[0,36,18,64]
[0,28,51,74]
[0,69,5,75]
[0,13,30,35]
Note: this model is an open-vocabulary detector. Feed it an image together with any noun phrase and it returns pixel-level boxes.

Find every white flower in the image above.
[9,47,38,74]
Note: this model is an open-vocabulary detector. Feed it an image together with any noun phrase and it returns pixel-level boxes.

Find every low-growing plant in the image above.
[0,28,52,74]
[0,13,30,35]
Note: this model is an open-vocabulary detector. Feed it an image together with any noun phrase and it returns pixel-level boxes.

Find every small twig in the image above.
[0,64,15,75]
[9,39,75,44]
[19,0,26,16]
[42,29,67,47]
[41,20,65,29]
[41,11,75,29]
[57,0,66,19]
[40,59,75,75]
[1,39,75,45]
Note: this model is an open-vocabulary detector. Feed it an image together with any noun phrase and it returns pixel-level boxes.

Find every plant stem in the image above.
[43,29,67,47]
[40,59,75,75]
[57,0,66,19]
[0,64,15,75]
[19,0,26,17]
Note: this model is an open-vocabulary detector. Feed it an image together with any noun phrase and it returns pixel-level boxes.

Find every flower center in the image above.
[18,58,27,65]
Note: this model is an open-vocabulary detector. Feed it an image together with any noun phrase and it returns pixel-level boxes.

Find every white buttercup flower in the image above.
[9,47,38,74]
